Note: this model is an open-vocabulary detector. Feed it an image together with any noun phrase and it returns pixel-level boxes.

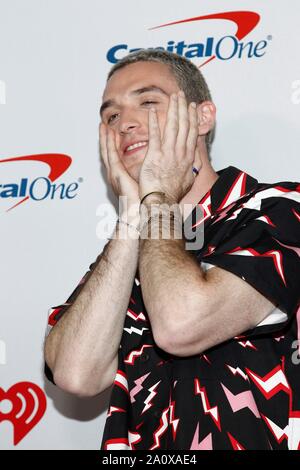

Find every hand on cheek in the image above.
[139,91,200,203]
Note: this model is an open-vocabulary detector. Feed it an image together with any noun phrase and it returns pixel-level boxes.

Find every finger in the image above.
[162,93,178,150]
[147,108,161,153]
[186,102,198,163]
[106,127,121,168]
[99,123,109,170]
[176,91,189,155]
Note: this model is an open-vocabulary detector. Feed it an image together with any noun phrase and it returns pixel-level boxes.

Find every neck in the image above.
[179,158,219,221]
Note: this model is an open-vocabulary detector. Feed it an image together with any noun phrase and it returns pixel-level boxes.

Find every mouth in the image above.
[123,141,148,156]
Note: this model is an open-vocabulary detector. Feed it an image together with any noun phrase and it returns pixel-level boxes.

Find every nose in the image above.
[118,109,141,135]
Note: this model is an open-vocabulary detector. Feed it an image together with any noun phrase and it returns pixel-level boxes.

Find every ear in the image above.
[196,101,216,137]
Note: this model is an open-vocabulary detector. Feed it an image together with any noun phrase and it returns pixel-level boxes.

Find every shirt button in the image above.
[140,353,150,362]
[154,409,161,418]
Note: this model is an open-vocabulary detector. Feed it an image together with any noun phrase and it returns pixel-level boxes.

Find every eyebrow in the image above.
[99,85,168,117]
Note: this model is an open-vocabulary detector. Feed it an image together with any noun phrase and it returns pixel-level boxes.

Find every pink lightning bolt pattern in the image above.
[45,166,300,450]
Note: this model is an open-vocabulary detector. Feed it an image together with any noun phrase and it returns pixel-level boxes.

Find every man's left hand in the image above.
[139,90,200,204]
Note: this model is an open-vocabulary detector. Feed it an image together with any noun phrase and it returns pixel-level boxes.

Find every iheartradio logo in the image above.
[0,382,47,445]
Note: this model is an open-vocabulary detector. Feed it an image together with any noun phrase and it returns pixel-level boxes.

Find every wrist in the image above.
[140,192,177,209]
[139,200,183,239]
[120,203,140,226]
[116,219,140,240]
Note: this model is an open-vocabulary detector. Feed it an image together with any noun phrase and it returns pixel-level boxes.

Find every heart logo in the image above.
[0,382,47,445]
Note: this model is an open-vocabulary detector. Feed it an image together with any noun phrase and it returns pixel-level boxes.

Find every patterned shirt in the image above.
[46,166,300,450]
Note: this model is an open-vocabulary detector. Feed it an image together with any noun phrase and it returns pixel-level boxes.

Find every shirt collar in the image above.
[198,165,259,215]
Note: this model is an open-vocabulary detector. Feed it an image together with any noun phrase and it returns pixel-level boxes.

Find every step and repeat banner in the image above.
[0,0,299,450]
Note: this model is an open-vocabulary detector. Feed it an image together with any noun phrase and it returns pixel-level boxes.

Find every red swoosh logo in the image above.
[0,153,72,211]
[149,11,260,67]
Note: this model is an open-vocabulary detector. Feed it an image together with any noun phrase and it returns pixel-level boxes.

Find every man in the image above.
[44,49,300,450]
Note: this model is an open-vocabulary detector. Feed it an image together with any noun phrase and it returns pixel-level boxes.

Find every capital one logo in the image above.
[0,154,80,212]
[107,10,271,66]
[0,382,47,445]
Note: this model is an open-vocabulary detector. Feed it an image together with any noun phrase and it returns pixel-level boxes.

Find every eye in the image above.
[107,113,119,124]
[141,100,158,106]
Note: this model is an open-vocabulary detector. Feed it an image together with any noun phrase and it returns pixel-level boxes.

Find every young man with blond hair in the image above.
[45,50,300,450]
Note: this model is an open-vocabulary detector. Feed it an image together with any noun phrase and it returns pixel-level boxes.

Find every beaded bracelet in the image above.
[118,218,140,236]
[107,218,140,240]
[108,206,182,240]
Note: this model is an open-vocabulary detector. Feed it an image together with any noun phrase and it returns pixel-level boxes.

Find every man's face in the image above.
[100,61,181,181]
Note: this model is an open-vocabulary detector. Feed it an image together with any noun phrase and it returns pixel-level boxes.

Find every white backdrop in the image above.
[0,0,299,450]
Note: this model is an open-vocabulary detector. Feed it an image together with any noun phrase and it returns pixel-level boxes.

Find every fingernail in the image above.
[179,90,185,97]
[191,102,197,108]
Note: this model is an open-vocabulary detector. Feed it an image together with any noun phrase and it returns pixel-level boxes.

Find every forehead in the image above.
[102,61,179,101]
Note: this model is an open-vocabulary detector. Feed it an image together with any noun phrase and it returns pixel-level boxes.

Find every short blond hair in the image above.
[107,49,215,153]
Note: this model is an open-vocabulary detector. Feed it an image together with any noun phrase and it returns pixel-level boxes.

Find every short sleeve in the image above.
[44,251,104,383]
[199,185,300,337]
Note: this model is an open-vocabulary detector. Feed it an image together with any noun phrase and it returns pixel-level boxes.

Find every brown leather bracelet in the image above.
[140,191,165,207]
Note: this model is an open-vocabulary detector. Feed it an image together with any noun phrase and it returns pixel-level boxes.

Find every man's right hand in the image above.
[100,123,140,211]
